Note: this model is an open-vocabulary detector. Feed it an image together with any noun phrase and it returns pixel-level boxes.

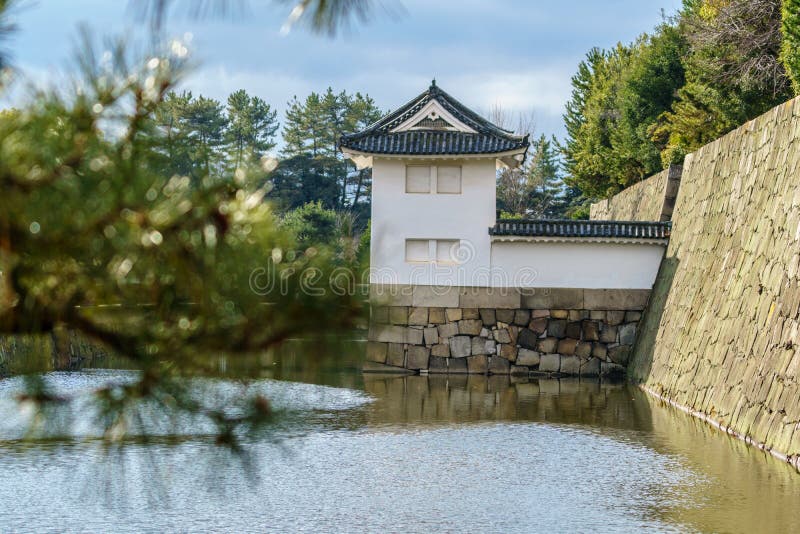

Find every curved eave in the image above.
[341,145,529,169]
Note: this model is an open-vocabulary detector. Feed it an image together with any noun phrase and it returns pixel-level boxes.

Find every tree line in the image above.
[563,0,800,198]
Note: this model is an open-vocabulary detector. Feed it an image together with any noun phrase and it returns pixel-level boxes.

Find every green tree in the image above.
[653,0,791,165]
[225,89,278,168]
[0,0,371,448]
[563,26,685,197]
[184,94,228,179]
[781,0,800,93]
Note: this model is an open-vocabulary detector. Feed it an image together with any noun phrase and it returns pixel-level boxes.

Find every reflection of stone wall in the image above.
[627,98,800,468]
[590,165,682,222]
[366,286,649,376]
[362,375,649,429]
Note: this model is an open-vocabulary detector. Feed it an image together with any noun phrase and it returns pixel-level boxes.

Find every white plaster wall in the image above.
[369,157,496,286]
[490,241,665,289]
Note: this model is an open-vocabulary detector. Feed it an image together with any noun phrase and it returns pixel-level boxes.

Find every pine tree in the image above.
[225,89,279,168]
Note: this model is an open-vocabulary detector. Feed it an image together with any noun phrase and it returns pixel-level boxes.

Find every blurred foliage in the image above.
[564,0,794,199]
[0,1,370,449]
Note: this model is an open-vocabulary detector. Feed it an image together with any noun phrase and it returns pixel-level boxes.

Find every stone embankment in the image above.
[593,97,800,469]
[365,287,647,376]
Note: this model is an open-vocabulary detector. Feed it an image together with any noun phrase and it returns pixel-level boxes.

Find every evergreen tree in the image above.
[225,89,278,168]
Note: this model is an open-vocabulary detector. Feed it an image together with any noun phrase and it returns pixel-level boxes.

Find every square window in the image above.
[436,240,460,263]
[436,166,461,194]
[405,239,430,262]
[406,165,431,193]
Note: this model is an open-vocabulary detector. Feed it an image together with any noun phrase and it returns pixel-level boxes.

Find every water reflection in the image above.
[0,346,799,533]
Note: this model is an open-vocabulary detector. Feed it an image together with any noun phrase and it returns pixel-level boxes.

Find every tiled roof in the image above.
[340,81,529,156]
[489,220,672,240]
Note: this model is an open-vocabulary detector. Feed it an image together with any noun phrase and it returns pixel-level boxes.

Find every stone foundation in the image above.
[365,286,649,376]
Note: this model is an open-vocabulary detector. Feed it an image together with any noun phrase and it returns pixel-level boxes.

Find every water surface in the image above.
[0,347,798,533]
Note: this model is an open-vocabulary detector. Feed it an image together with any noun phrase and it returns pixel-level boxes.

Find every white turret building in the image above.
[341,82,673,376]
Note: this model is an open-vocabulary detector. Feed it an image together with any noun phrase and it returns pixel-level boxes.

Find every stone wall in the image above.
[628,98,800,468]
[590,164,682,222]
[366,286,649,377]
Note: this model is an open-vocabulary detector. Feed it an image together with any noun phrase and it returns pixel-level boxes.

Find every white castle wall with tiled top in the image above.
[370,157,665,289]
[370,157,496,286]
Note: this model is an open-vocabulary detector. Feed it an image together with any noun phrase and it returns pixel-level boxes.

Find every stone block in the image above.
[496,309,515,324]
[579,357,601,377]
[371,306,389,324]
[510,365,529,376]
[599,325,618,343]
[366,341,388,363]
[559,355,581,375]
[438,322,459,340]
[445,308,462,322]
[450,336,472,358]
[565,321,582,339]
[521,288,551,308]
[516,348,540,367]
[479,308,497,326]
[606,311,625,325]
[624,311,642,322]
[406,346,430,370]
[428,308,446,324]
[619,323,637,345]
[589,310,606,321]
[517,328,539,350]
[557,338,579,355]
[513,309,531,326]
[531,309,550,319]
[499,344,518,362]
[550,309,569,319]
[485,339,497,355]
[488,356,511,375]
[548,319,567,338]
[386,343,405,367]
[550,288,584,309]
[529,317,548,335]
[369,284,413,306]
[493,328,512,344]
[370,325,406,344]
[568,310,586,321]
[608,345,631,366]
[424,327,439,345]
[412,285,459,308]
[389,307,408,325]
[363,361,413,374]
[584,289,650,311]
[431,343,450,357]
[539,353,561,373]
[429,356,448,373]
[406,328,424,345]
[466,354,488,374]
[459,287,521,309]
[471,336,491,355]
[508,325,521,345]
[592,343,608,360]
[458,319,483,335]
[462,308,480,319]
[408,307,429,326]
[448,357,468,373]
[575,341,593,358]
[537,337,558,353]
[582,321,600,341]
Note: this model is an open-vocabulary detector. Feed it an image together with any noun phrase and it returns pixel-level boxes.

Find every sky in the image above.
[4,0,684,139]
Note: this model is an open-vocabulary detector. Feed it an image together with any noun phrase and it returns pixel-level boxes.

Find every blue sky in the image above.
[5,0,683,138]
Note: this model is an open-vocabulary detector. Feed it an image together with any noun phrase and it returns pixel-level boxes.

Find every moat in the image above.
[0,346,798,533]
